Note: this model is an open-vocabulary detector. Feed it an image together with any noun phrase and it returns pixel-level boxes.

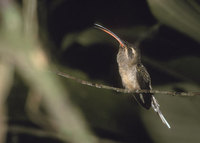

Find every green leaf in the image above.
[147,0,200,42]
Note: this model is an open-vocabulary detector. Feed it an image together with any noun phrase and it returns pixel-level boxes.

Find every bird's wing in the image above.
[135,64,152,109]
[137,65,170,128]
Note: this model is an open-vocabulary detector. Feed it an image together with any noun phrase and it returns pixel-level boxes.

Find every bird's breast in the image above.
[118,66,140,91]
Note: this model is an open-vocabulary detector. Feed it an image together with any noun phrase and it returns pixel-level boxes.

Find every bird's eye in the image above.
[127,47,134,59]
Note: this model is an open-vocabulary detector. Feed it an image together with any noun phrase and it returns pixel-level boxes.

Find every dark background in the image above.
[6,0,200,143]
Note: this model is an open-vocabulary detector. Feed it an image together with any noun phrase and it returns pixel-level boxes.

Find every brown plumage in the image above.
[95,24,170,128]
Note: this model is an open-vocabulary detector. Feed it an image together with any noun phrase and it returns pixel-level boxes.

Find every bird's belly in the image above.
[119,68,140,91]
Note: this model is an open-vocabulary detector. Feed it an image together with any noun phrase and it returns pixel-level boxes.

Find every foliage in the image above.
[0,0,200,143]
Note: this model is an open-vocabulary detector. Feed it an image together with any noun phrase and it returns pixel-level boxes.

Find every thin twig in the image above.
[55,71,200,97]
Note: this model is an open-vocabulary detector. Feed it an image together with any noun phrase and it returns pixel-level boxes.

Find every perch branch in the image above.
[55,71,200,97]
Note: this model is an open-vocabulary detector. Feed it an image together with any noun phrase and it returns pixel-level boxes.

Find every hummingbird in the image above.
[94,23,170,128]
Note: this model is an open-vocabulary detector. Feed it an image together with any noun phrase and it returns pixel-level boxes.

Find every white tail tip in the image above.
[152,96,171,129]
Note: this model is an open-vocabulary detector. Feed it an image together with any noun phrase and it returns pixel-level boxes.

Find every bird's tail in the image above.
[151,96,171,128]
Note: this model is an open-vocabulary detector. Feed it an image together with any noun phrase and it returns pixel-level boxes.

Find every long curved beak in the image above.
[94,23,125,48]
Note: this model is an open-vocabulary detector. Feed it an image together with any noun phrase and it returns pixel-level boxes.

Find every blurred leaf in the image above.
[0,59,14,143]
[147,0,200,42]
[141,82,200,143]
[166,56,200,82]
[61,24,160,49]
[0,2,98,143]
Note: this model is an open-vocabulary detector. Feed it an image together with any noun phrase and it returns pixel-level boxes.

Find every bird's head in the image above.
[94,23,140,66]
